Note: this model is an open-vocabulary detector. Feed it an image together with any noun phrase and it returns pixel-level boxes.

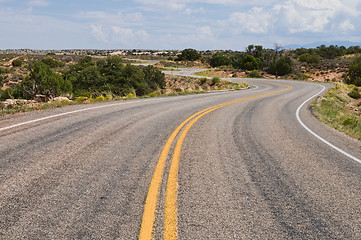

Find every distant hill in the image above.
[285,41,361,50]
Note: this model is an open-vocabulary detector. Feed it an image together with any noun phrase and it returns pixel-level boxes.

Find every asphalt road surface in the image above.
[0,71,360,239]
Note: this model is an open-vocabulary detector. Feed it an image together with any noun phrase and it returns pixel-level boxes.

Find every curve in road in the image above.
[0,72,360,239]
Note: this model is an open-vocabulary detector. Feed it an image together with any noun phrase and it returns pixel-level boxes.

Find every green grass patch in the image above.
[313,83,361,140]
[0,99,77,116]
[194,70,212,76]
[158,67,181,71]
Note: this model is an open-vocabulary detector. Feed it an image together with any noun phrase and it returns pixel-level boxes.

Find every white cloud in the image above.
[91,25,107,42]
[78,10,147,46]
[222,0,361,36]
[339,20,355,32]
[89,24,149,47]
[135,0,279,8]
[134,0,279,12]
[158,26,216,49]
[111,27,149,45]
[27,0,50,7]
[1,0,361,50]
[228,7,272,34]
[183,7,205,15]
[76,11,144,25]
[197,26,213,39]
[135,0,185,11]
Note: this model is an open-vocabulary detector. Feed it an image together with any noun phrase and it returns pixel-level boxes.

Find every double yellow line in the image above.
[139,84,291,240]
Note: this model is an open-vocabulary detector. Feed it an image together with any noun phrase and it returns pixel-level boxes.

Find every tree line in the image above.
[201,44,361,83]
[0,56,165,101]
[208,45,293,76]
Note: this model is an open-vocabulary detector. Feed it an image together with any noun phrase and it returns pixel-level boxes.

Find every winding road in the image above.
[0,69,360,239]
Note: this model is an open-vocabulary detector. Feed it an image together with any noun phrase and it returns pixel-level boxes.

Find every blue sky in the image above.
[1,0,361,50]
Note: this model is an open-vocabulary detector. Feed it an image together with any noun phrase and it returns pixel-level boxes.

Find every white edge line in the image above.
[0,98,162,132]
[0,88,245,133]
[296,84,361,165]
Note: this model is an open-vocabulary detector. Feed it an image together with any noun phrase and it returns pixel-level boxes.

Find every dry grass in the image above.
[313,83,361,140]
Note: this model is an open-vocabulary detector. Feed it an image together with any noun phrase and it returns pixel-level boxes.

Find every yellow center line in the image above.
[139,84,291,240]
[139,103,230,240]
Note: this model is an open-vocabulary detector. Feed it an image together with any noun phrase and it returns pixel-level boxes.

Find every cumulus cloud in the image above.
[1,0,361,50]
[339,20,355,32]
[89,24,149,47]
[159,26,216,49]
[90,25,107,42]
[223,0,360,36]
[228,7,272,34]
[76,11,144,25]
[111,27,149,45]
[79,10,148,46]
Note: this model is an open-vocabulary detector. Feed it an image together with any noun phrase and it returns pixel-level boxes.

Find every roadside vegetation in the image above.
[189,45,360,82]
[312,56,361,140]
[163,75,248,95]
[313,83,361,140]
[0,53,249,115]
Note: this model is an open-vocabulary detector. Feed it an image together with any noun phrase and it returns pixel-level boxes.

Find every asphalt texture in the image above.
[0,70,360,239]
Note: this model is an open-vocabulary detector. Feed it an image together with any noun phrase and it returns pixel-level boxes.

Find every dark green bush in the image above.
[0,87,22,100]
[247,70,262,78]
[199,78,208,85]
[21,62,72,100]
[65,56,165,97]
[42,58,66,68]
[348,87,361,99]
[177,49,201,61]
[345,57,361,86]
[268,57,292,76]
[241,55,262,70]
[12,59,22,67]
[212,77,220,85]
[210,54,231,68]
[298,53,321,66]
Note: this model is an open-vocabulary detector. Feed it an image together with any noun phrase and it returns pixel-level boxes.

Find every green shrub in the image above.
[74,96,87,102]
[42,58,65,68]
[21,61,72,100]
[268,57,292,76]
[148,92,157,97]
[343,118,354,125]
[12,59,22,67]
[0,67,10,74]
[298,53,321,66]
[0,87,21,100]
[199,78,208,85]
[345,57,361,86]
[348,87,361,99]
[210,54,231,67]
[126,93,135,99]
[247,70,262,78]
[211,77,220,85]
[177,49,201,61]
[241,55,262,70]
[95,95,106,102]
